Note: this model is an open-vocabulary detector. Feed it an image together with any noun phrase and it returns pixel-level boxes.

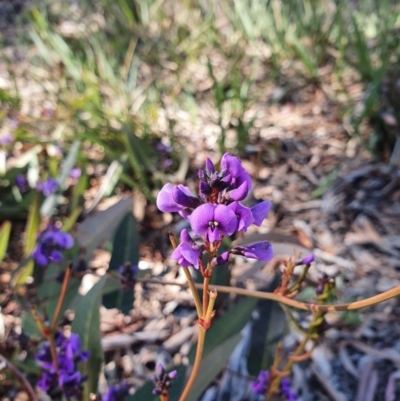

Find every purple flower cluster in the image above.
[102,382,130,401]
[252,371,297,400]
[35,332,89,399]
[32,225,74,267]
[157,153,273,268]
[152,363,177,396]
[36,177,58,196]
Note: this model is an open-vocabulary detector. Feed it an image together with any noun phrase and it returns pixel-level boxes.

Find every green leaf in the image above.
[187,333,242,401]
[103,212,140,313]
[189,296,257,363]
[71,276,106,399]
[0,221,11,263]
[76,197,132,259]
[16,191,40,285]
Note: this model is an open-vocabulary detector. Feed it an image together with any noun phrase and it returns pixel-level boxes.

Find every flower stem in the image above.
[0,354,38,401]
[183,268,203,318]
[203,276,210,316]
[51,264,72,331]
[137,278,400,312]
[178,325,206,401]
[266,335,311,401]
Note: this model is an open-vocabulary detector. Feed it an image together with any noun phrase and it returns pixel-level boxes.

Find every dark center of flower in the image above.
[208,221,219,228]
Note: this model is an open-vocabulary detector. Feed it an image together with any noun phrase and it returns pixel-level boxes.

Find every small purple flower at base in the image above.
[252,370,270,394]
[171,229,202,269]
[172,185,201,209]
[118,262,138,288]
[231,242,273,262]
[15,174,27,190]
[152,364,177,396]
[157,183,192,213]
[189,203,237,242]
[102,382,130,401]
[36,178,58,196]
[35,332,89,399]
[252,371,297,401]
[32,225,74,267]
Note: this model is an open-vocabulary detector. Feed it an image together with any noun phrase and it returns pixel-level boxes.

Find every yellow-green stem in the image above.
[178,326,206,401]
[203,276,210,317]
[183,268,203,318]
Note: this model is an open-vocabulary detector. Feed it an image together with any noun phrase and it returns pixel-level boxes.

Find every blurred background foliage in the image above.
[1,0,400,206]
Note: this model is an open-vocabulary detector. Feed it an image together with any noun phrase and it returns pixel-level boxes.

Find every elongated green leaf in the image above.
[71,276,106,399]
[0,221,11,263]
[103,212,140,313]
[189,296,257,363]
[187,333,242,401]
[76,197,132,259]
[16,192,41,285]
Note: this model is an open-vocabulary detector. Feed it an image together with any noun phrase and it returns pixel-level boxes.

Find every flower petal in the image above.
[251,201,271,226]
[156,183,182,213]
[213,204,237,236]
[189,203,215,235]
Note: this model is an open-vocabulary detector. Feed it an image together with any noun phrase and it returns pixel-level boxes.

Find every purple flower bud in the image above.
[69,167,82,180]
[211,251,230,267]
[251,201,271,226]
[172,185,201,208]
[171,229,201,268]
[156,183,184,213]
[199,181,212,197]
[232,242,273,262]
[226,180,249,201]
[152,364,177,396]
[189,203,237,242]
[0,132,14,146]
[302,254,314,264]
[205,158,215,173]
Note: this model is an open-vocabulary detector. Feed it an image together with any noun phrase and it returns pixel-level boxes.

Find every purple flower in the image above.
[251,371,297,400]
[152,364,177,396]
[32,225,74,267]
[36,178,58,196]
[227,201,254,232]
[15,174,27,190]
[69,167,82,180]
[252,370,269,394]
[118,262,138,288]
[231,242,273,262]
[156,142,172,153]
[35,332,89,399]
[0,132,14,146]
[157,183,195,213]
[102,382,130,401]
[220,153,252,200]
[189,203,237,242]
[171,229,202,268]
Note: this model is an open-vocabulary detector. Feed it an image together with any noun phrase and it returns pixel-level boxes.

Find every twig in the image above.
[0,354,38,401]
